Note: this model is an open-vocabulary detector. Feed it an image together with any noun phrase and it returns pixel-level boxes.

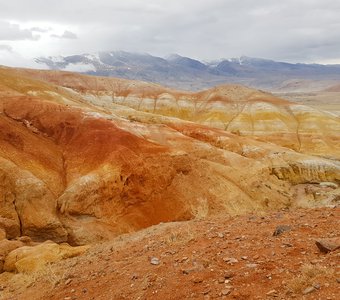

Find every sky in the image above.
[1,0,340,68]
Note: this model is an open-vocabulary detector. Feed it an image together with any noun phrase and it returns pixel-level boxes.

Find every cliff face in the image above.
[0,67,339,245]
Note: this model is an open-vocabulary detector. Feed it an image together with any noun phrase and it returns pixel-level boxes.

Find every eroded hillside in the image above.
[0,66,339,247]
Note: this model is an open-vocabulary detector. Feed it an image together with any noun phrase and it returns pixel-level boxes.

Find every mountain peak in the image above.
[34,50,340,91]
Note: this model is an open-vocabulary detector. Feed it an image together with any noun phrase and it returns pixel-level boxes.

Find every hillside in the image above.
[0,66,339,299]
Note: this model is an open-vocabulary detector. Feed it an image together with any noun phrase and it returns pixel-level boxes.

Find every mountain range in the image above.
[35,51,340,91]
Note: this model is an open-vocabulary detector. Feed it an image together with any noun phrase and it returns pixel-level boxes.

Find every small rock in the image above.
[310,259,321,265]
[273,225,291,236]
[313,283,320,290]
[193,277,203,284]
[315,238,340,253]
[217,233,224,238]
[65,279,72,285]
[182,267,196,274]
[223,257,238,264]
[218,277,225,284]
[336,278,340,283]
[221,289,231,296]
[246,263,258,268]
[266,289,277,296]
[203,288,211,295]
[302,286,315,295]
[224,271,234,279]
[241,256,248,260]
[150,257,160,265]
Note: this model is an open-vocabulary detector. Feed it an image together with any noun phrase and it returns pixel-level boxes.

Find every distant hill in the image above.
[35,52,340,91]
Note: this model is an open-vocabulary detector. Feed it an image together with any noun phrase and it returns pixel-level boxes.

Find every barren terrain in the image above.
[1,208,339,300]
[0,66,339,299]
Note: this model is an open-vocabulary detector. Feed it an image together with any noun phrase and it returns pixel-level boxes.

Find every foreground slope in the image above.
[3,207,340,300]
[0,66,339,247]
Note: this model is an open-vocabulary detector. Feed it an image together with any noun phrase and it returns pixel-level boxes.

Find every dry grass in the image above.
[0,262,67,299]
[163,225,195,246]
[191,197,209,220]
[287,263,335,293]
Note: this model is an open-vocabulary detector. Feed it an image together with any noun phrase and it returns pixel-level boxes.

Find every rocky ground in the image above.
[1,207,339,300]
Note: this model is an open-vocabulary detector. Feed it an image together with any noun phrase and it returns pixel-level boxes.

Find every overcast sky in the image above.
[1,0,340,67]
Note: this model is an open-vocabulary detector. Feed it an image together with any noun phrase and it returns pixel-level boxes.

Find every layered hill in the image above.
[0,66,339,250]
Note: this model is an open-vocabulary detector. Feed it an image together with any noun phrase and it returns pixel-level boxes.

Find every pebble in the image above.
[302,286,315,295]
[218,277,225,284]
[65,279,72,285]
[273,225,291,236]
[266,289,277,296]
[193,277,203,284]
[223,257,238,264]
[182,268,195,274]
[224,271,234,279]
[150,257,160,265]
[221,289,231,296]
[337,278,340,283]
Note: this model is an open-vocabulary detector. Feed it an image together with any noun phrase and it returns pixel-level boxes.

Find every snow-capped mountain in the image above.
[35,51,340,91]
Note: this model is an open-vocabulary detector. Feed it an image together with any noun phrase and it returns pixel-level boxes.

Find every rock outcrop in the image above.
[4,240,89,273]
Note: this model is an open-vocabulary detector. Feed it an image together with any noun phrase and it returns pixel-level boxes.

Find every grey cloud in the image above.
[30,27,50,33]
[0,44,13,52]
[0,0,340,63]
[51,30,77,39]
[0,21,40,41]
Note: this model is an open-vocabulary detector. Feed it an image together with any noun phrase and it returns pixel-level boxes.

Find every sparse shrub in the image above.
[164,225,195,245]
[286,263,334,293]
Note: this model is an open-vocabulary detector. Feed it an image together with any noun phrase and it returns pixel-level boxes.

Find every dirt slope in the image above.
[2,207,339,300]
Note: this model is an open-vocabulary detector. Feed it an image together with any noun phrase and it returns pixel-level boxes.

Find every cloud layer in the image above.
[0,21,40,41]
[0,0,339,66]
